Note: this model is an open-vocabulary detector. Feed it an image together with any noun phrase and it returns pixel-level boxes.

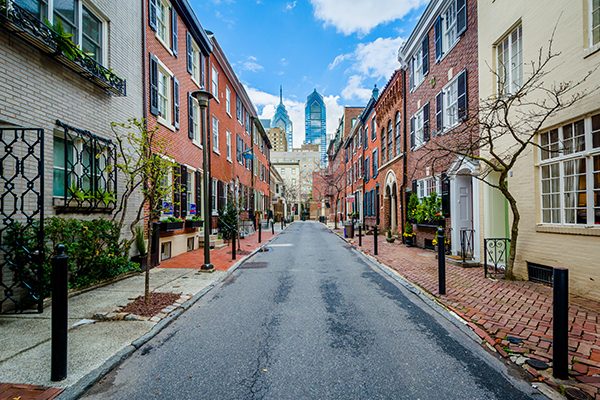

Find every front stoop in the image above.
[446,255,480,268]
[198,234,228,250]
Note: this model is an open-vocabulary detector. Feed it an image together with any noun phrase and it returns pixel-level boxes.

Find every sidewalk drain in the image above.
[257,247,273,253]
[240,262,269,269]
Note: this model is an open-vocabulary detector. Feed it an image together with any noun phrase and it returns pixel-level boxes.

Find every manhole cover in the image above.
[526,359,549,370]
[257,247,272,252]
[564,387,594,400]
[240,262,268,269]
[507,336,522,344]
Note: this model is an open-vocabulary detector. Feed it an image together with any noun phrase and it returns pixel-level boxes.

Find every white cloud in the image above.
[280,58,289,67]
[285,1,297,12]
[310,0,427,35]
[327,53,351,70]
[243,62,264,72]
[247,86,344,148]
[341,75,372,102]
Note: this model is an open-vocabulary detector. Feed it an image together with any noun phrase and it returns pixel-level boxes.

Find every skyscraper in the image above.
[304,89,327,167]
[271,86,293,151]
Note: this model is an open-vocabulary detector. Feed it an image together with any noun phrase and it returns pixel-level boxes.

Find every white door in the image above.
[454,176,473,256]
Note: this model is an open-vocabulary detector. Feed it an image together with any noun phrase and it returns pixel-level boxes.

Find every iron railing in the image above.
[0,127,45,313]
[53,120,117,214]
[460,229,474,262]
[484,238,511,278]
[0,1,126,96]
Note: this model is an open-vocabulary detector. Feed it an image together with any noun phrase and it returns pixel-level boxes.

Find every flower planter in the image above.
[185,220,203,229]
[160,221,183,232]
[386,237,396,243]
[405,236,414,247]
[131,255,151,271]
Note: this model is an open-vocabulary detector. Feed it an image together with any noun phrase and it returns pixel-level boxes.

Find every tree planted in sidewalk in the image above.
[417,33,598,279]
[110,118,179,303]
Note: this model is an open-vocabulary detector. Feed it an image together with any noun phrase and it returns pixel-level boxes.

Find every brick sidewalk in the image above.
[335,228,600,398]
[159,230,279,271]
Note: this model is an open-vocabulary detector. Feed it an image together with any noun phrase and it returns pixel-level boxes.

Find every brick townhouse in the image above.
[397,0,480,259]
[0,0,143,309]
[359,86,381,232]
[375,70,405,235]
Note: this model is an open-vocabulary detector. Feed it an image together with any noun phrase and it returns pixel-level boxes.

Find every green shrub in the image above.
[218,201,238,240]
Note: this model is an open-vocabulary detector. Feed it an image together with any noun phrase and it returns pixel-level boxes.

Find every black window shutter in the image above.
[149,0,157,31]
[217,180,224,211]
[436,91,443,133]
[180,165,187,218]
[174,164,181,218]
[186,32,192,74]
[149,54,159,116]
[173,77,179,130]
[441,174,451,217]
[457,70,468,120]
[188,93,194,139]
[435,17,442,61]
[171,8,178,56]
[412,180,417,194]
[195,170,202,212]
[422,35,429,76]
[457,0,467,36]
[410,116,415,149]
[423,103,430,141]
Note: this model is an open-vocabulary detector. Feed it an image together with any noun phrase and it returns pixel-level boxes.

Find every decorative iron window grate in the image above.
[527,263,554,287]
[53,120,117,214]
[0,1,126,96]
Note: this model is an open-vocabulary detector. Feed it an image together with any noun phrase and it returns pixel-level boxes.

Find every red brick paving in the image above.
[0,383,62,400]
[336,228,600,395]
[159,231,279,271]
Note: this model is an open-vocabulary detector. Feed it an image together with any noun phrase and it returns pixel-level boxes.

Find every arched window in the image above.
[395,111,401,155]
[381,127,386,163]
[387,120,393,160]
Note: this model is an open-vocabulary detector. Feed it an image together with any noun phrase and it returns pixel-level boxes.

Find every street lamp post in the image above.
[192,90,215,271]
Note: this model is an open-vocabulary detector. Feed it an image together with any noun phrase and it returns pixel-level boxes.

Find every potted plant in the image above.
[160,216,184,231]
[131,225,148,270]
[386,228,395,243]
[185,215,203,229]
[403,221,415,247]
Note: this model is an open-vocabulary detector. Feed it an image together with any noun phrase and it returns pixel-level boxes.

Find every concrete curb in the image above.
[54,226,290,400]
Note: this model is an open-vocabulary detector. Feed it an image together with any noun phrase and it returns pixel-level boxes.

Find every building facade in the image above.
[304,89,327,167]
[272,145,320,201]
[266,127,287,152]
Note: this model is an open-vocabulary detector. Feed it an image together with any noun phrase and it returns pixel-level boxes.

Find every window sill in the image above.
[227,158,232,163]
[583,42,600,58]
[213,148,221,155]
[156,34,174,57]
[436,37,461,65]
[191,77,203,90]
[192,140,203,150]
[158,117,175,131]
[535,224,600,237]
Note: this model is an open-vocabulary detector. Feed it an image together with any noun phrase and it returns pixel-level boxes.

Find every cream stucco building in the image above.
[478,0,600,300]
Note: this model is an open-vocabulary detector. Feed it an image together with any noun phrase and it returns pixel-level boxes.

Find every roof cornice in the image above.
[398,0,447,65]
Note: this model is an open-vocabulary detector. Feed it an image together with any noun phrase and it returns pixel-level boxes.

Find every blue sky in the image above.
[190,0,429,147]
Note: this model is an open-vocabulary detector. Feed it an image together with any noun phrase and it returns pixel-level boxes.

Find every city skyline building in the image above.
[304,89,327,167]
[271,86,294,151]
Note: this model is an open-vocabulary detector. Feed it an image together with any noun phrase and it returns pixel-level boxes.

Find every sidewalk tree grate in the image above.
[240,262,269,269]
[564,387,594,400]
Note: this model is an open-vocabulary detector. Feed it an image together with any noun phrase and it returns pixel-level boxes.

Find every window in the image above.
[292,168,296,174]
[395,112,402,156]
[18,0,106,63]
[211,179,217,214]
[591,0,600,47]
[189,95,200,144]
[434,0,467,61]
[226,130,232,161]
[381,127,386,164]
[497,25,523,95]
[155,59,173,126]
[187,170,195,214]
[444,77,459,128]
[226,87,231,116]
[212,116,219,152]
[409,35,429,91]
[416,177,440,200]
[161,242,171,261]
[539,113,600,225]
[211,65,218,98]
[189,36,201,85]
[387,120,393,161]
[156,0,170,45]
[371,118,376,141]
[372,148,378,178]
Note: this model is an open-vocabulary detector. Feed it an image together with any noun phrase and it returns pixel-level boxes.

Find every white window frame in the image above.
[226,86,231,116]
[211,178,217,214]
[443,75,459,129]
[413,107,425,148]
[411,48,424,91]
[226,130,232,161]
[496,24,523,95]
[156,58,173,128]
[156,0,171,53]
[191,38,201,87]
[187,169,195,214]
[590,0,600,49]
[442,0,458,57]
[212,116,219,153]
[211,65,219,100]
[538,113,600,226]
[192,97,201,146]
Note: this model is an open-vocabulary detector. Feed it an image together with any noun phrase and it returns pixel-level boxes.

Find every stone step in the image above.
[198,238,226,249]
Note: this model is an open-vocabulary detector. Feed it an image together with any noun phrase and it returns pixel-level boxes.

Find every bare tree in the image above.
[315,166,348,229]
[418,37,598,279]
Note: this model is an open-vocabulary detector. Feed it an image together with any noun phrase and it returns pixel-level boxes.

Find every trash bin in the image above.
[344,221,354,238]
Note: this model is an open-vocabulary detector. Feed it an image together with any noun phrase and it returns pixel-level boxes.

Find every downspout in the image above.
[401,67,407,241]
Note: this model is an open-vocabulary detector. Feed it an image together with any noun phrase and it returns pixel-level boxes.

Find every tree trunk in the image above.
[497,175,519,281]
[144,216,153,304]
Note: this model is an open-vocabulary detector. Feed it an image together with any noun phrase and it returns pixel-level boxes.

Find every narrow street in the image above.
[80,222,541,400]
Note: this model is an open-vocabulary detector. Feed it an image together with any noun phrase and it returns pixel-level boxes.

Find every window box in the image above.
[53,197,115,213]
[185,219,203,229]
[0,2,126,96]
[160,221,183,231]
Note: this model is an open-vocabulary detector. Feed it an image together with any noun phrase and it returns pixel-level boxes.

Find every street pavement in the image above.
[80,221,543,400]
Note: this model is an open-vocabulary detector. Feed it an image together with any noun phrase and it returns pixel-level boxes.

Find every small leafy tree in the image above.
[111,118,178,303]
[218,200,239,240]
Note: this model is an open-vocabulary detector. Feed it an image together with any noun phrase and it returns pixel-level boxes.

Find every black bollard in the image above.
[271,221,274,235]
[232,229,236,260]
[553,268,569,380]
[358,225,362,246]
[374,226,378,255]
[51,245,69,381]
[258,220,262,243]
[437,227,446,295]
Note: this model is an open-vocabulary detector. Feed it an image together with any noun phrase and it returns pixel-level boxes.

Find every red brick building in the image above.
[398,0,480,258]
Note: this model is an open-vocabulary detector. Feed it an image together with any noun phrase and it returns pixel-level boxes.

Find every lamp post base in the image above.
[197,263,215,273]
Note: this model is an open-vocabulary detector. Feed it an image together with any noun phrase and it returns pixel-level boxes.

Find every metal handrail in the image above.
[484,238,511,278]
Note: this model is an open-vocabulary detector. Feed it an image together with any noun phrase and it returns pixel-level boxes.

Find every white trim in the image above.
[155,0,173,56]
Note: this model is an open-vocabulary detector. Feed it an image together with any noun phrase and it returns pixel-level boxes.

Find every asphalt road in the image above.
[81,221,544,400]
